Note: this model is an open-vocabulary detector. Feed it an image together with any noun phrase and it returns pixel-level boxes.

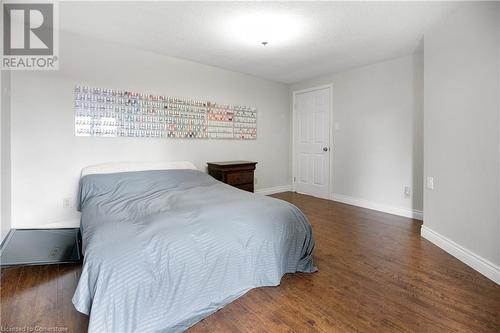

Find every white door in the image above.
[294,87,331,199]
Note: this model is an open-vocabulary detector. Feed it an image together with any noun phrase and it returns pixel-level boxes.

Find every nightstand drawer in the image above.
[226,171,254,185]
[235,183,254,192]
[207,161,257,193]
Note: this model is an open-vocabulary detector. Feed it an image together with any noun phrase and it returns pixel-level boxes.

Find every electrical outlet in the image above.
[63,197,73,209]
[404,186,411,198]
[426,177,434,190]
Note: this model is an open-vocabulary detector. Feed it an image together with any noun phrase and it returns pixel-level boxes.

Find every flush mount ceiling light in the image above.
[227,12,303,47]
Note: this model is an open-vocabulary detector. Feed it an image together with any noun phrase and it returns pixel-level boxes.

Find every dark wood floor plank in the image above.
[0,266,22,325]
[32,264,59,328]
[58,264,89,333]
[12,266,41,326]
[1,192,499,332]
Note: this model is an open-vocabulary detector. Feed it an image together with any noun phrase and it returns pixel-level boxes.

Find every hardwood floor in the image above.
[1,192,499,332]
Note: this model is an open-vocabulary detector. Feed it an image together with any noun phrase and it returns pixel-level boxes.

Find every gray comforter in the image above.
[72,169,316,332]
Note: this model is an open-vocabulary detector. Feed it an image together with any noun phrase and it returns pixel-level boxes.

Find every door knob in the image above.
[323,147,329,152]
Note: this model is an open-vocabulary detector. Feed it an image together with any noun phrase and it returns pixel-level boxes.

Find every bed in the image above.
[72,161,317,332]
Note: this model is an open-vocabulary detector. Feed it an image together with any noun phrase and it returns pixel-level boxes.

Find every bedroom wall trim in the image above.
[0,229,13,253]
[332,193,423,220]
[256,185,293,196]
[24,219,81,229]
[421,225,500,284]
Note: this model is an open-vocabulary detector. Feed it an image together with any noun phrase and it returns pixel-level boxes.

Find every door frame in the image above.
[292,84,334,200]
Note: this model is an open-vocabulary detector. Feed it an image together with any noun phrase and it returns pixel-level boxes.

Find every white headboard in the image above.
[81,161,197,177]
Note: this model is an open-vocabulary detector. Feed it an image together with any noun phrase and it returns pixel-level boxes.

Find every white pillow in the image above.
[81,161,197,177]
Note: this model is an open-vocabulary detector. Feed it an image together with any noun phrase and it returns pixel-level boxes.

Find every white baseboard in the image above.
[421,225,500,284]
[255,185,293,196]
[0,228,13,252]
[14,218,81,229]
[332,193,423,220]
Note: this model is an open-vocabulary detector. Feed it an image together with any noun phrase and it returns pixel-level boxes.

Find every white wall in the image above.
[423,2,500,280]
[290,54,424,218]
[9,31,291,229]
[1,70,12,243]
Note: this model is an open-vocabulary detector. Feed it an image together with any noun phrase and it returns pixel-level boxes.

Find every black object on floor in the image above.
[0,228,81,266]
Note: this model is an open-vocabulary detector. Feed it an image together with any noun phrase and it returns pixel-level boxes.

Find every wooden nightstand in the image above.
[207,161,257,192]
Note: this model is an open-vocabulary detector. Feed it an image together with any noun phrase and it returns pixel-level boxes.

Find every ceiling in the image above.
[60,1,460,84]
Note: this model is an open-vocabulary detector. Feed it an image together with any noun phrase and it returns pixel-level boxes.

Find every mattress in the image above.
[73,169,317,332]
